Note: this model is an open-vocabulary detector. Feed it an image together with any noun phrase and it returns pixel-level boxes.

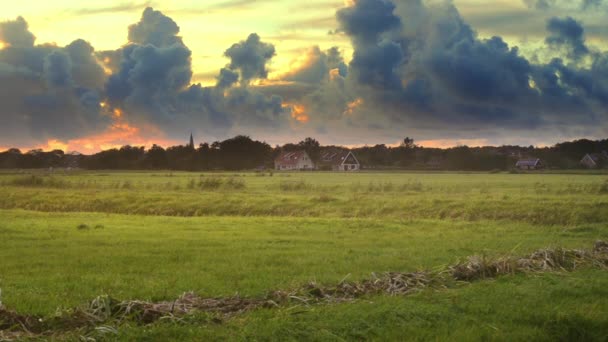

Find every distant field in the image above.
[1,171,607,340]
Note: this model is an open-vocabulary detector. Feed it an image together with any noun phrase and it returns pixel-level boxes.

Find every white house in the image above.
[320,150,360,171]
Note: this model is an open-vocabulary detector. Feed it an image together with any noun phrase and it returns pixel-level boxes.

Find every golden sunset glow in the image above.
[113,108,123,118]
[417,139,491,148]
[343,98,363,116]
[329,68,342,81]
[36,122,177,153]
[284,103,310,123]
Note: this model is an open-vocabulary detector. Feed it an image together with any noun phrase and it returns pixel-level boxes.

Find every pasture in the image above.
[1,171,608,340]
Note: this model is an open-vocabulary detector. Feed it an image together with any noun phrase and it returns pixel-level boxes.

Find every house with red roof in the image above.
[274,150,315,171]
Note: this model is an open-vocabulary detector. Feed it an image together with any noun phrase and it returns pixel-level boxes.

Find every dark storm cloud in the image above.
[128,7,183,47]
[336,0,401,45]
[321,0,608,140]
[224,33,275,84]
[43,51,73,88]
[216,68,239,88]
[0,17,108,145]
[546,17,589,60]
[0,16,35,47]
[3,2,608,148]
[104,8,290,140]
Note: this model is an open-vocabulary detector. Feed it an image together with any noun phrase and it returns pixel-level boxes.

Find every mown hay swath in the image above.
[1,241,607,340]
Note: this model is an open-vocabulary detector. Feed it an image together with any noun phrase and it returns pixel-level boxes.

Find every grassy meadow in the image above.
[1,171,608,340]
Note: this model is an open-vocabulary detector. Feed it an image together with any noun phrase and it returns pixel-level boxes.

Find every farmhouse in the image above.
[274,150,315,170]
[320,150,360,171]
[580,152,608,169]
[515,158,543,170]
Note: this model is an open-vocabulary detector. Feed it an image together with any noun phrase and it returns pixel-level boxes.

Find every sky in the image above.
[0,0,607,152]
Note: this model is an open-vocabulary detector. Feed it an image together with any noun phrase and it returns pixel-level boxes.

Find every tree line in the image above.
[1,136,607,171]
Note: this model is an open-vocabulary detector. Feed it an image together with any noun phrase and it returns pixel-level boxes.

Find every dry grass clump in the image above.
[450,241,608,281]
[271,271,435,305]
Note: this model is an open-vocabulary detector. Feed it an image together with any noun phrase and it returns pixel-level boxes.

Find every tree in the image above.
[401,137,416,149]
[144,144,168,169]
[298,137,321,162]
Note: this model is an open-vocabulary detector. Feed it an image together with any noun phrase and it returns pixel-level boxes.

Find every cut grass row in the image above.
[3,242,607,340]
[109,269,608,341]
[1,209,606,316]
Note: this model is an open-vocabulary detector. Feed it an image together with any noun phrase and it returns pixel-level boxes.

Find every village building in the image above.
[515,158,543,170]
[274,150,315,171]
[580,152,608,169]
[319,150,360,171]
[65,151,82,169]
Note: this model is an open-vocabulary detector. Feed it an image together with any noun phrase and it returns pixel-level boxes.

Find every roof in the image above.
[516,158,541,167]
[320,150,359,166]
[275,150,310,167]
[583,152,608,163]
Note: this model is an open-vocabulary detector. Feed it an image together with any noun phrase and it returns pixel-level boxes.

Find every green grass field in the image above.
[1,171,608,340]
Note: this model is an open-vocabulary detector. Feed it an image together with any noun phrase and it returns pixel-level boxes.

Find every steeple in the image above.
[189,133,194,149]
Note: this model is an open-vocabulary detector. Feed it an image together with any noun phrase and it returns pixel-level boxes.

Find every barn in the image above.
[274,150,315,171]
[515,158,543,170]
[320,150,360,171]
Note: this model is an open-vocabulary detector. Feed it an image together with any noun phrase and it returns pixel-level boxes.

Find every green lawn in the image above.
[0,171,607,340]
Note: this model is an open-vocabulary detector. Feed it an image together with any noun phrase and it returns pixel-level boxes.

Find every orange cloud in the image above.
[329,68,342,81]
[343,98,363,116]
[283,102,309,123]
[24,106,179,153]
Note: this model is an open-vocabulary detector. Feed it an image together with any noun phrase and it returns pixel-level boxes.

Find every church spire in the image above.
[189,133,194,149]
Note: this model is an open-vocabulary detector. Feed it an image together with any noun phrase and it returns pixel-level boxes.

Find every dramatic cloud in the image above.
[281,46,347,84]
[267,0,606,144]
[2,1,608,150]
[0,16,35,48]
[224,33,275,84]
[546,17,589,61]
[0,16,108,147]
[104,8,290,141]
